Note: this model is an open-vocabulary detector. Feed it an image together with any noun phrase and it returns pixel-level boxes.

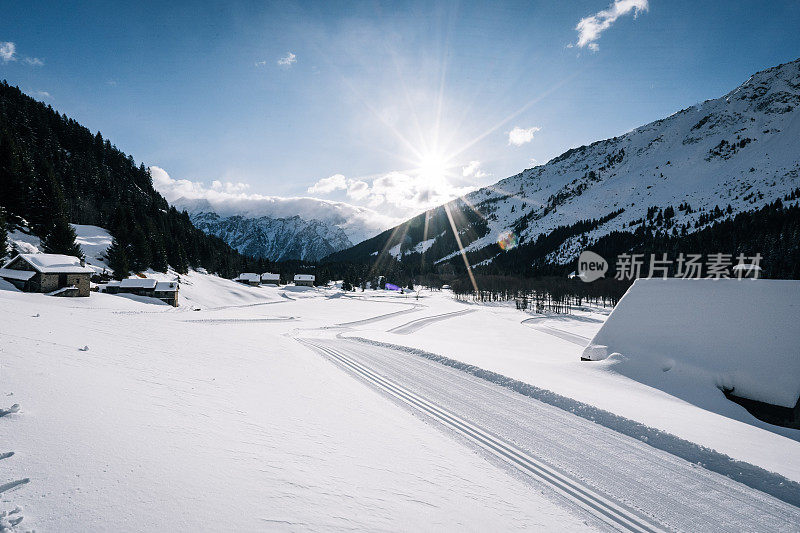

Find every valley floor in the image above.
[1,275,799,531]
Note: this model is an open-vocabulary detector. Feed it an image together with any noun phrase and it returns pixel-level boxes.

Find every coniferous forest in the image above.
[0,80,269,277]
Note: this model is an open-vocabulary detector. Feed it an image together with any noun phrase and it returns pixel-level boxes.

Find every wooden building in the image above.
[236,273,261,286]
[153,281,179,307]
[0,253,92,297]
[294,274,315,287]
[261,272,280,285]
[103,277,179,306]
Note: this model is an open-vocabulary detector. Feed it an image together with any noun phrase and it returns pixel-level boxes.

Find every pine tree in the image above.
[41,215,82,257]
[106,238,130,280]
[151,235,169,273]
[129,228,151,272]
[30,164,67,239]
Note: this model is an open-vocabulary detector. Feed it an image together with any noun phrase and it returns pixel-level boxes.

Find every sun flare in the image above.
[416,151,451,183]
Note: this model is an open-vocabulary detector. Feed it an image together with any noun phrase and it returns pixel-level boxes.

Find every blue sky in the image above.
[2,0,799,223]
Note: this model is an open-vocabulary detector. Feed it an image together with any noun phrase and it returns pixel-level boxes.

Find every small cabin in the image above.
[119,278,158,295]
[261,272,280,285]
[103,277,179,306]
[236,273,261,286]
[294,274,315,287]
[0,253,92,297]
[153,281,179,307]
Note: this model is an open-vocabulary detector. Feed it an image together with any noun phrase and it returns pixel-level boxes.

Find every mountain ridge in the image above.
[324,57,800,272]
[188,210,352,262]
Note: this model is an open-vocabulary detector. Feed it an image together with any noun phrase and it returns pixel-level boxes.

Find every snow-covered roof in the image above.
[0,268,36,281]
[583,279,800,408]
[154,281,178,292]
[294,274,315,281]
[261,272,280,280]
[5,253,92,274]
[237,273,261,282]
[120,278,158,289]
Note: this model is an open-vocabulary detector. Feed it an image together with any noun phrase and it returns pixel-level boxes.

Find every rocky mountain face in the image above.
[326,58,800,268]
[189,211,353,262]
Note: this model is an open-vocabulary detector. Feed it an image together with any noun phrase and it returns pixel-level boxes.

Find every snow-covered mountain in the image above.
[189,210,352,262]
[328,57,800,266]
[174,197,397,262]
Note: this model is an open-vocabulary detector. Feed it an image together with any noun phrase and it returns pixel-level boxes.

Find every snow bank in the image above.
[583,279,800,408]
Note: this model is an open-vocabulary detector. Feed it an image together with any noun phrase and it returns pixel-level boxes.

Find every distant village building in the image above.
[261,272,280,285]
[0,253,92,297]
[235,273,261,286]
[119,278,158,294]
[103,277,179,306]
[294,274,315,287]
[153,281,179,307]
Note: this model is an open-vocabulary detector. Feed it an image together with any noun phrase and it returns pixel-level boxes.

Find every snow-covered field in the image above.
[0,284,600,532]
[2,260,800,530]
[348,290,800,482]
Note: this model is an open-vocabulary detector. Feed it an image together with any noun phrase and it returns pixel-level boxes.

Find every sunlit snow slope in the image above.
[328,57,800,266]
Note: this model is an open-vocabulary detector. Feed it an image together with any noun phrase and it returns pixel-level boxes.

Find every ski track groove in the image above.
[299,337,800,533]
[300,338,663,533]
[521,318,591,346]
[387,309,476,335]
[335,305,423,327]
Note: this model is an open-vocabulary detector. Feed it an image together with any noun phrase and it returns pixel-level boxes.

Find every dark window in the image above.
[59,274,67,287]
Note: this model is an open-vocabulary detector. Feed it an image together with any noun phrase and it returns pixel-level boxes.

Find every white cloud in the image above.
[151,161,481,241]
[345,180,370,201]
[508,126,541,146]
[277,52,297,67]
[149,166,398,243]
[575,0,648,51]
[307,174,348,194]
[0,41,16,62]
[303,167,478,219]
[32,90,52,100]
[254,60,267,67]
[461,160,488,179]
[24,56,43,66]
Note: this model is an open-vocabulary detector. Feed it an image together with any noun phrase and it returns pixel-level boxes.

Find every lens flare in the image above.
[497,231,518,251]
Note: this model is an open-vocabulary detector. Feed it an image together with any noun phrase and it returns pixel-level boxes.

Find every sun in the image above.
[416,151,451,183]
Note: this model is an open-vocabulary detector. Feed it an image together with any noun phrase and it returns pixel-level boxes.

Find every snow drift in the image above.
[583,279,800,410]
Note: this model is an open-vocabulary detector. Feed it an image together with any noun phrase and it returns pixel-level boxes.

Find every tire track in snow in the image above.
[388,309,475,335]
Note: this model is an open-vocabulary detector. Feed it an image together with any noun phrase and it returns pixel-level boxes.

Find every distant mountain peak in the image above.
[188,210,353,262]
[326,57,800,269]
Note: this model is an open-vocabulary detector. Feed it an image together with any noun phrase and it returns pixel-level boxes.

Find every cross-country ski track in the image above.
[297,336,800,532]
[387,309,476,335]
[521,317,592,346]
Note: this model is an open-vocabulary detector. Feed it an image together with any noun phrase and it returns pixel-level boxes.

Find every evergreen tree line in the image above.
[450,275,629,313]
[315,199,800,303]
[0,80,266,277]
